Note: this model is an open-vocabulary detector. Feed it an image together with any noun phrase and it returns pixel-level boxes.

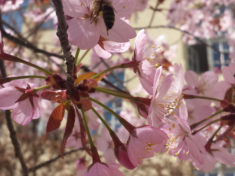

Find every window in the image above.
[2,0,29,32]
[186,37,231,73]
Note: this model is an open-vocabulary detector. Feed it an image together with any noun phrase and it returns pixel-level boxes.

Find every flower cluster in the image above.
[0,0,235,175]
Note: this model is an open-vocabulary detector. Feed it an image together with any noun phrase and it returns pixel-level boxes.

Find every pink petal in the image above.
[105,18,136,43]
[62,0,88,18]
[185,70,198,88]
[67,18,100,49]
[93,45,112,59]
[103,41,130,53]
[0,86,21,110]
[134,29,148,62]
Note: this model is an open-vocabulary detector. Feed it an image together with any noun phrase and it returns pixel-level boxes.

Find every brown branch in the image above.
[52,0,75,95]
[1,26,63,59]
[28,148,83,172]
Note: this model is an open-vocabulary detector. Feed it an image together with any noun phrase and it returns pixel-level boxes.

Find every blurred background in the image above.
[0,0,235,175]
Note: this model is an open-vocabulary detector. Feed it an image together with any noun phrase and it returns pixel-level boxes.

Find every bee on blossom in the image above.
[62,0,136,50]
[91,0,115,32]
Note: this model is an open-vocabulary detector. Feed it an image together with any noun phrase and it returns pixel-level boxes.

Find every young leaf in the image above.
[61,105,75,156]
[46,103,65,133]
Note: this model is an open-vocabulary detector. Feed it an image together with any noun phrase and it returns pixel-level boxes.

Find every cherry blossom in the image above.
[149,64,184,127]
[127,126,168,167]
[0,81,40,125]
[62,0,136,49]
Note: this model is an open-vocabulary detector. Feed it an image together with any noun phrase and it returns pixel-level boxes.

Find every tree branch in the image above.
[52,0,75,95]
[1,26,63,59]
[28,148,83,172]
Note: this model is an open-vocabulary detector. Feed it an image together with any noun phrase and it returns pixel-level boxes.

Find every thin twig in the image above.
[28,148,83,172]
[1,27,63,59]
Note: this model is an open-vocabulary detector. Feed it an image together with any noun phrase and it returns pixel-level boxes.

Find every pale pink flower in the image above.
[0,81,40,125]
[184,70,219,106]
[184,70,218,96]
[127,126,168,166]
[131,29,158,94]
[163,103,207,168]
[149,64,184,126]
[62,0,136,49]
[85,162,123,176]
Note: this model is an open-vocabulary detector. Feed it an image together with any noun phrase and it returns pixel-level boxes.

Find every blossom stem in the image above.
[76,49,90,66]
[92,64,123,79]
[92,107,112,132]
[81,108,100,162]
[0,75,47,84]
[34,85,51,92]
[192,118,221,135]
[205,125,222,151]
[0,53,52,75]
[190,110,224,130]
[19,60,52,75]
[90,97,135,134]
[184,93,222,102]
[95,87,134,100]
[91,107,123,146]
[74,48,80,66]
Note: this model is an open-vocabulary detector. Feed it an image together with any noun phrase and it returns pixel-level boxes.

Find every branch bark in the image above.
[52,0,75,96]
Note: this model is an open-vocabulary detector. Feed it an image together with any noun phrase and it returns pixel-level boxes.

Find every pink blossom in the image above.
[184,70,218,96]
[0,81,40,125]
[85,162,123,176]
[127,126,168,166]
[62,0,136,49]
[131,29,158,94]
[163,103,208,168]
[184,70,219,106]
[149,64,184,126]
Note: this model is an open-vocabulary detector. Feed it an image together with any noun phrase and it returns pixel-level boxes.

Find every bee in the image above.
[91,0,115,32]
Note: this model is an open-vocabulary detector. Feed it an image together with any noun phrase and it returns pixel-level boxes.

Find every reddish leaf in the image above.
[61,106,75,156]
[41,90,66,102]
[46,103,65,133]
